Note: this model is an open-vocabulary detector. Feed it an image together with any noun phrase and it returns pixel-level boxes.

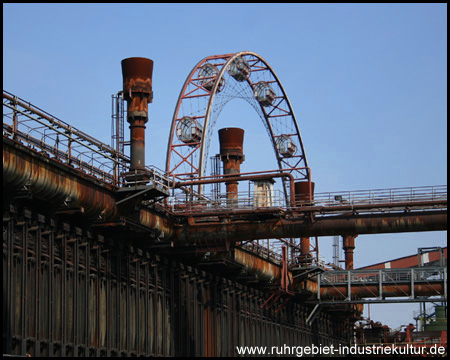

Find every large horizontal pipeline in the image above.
[3,141,447,245]
[175,211,447,244]
[3,139,118,220]
[3,141,448,302]
[231,248,284,283]
[2,140,175,238]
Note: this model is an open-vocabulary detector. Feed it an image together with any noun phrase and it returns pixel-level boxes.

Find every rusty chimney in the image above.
[294,181,315,206]
[218,128,245,204]
[121,57,153,171]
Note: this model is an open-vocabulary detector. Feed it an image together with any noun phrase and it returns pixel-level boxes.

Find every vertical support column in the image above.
[347,270,351,301]
[20,215,27,355]
[444,267,447,300]
[378,270,383,300]
[4,212,13,355]
[105,247,111,356]
[47,219,55,357]
[299,237,311,265]
[12,104,18,139]
[342,235,357,270]
[34,220,41,357]
[281,246,288,292]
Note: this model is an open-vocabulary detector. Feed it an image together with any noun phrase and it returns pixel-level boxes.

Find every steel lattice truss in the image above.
[166,51,310,187]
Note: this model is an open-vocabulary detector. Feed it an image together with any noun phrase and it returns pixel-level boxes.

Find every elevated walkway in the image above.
[311,266,447,304]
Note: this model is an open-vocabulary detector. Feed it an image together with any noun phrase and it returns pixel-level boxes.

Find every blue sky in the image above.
[3,3,447,330]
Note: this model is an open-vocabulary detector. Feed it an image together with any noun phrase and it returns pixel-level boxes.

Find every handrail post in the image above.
[378,270,383,300]
[347,270,351,301]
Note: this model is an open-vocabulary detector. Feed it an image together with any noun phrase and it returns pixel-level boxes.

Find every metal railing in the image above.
[168,185,446,215]
[3,90,172,193]
[315,266,447,304]
[301,186,447,208]
[321,267,446,285]
[169,189,287,213]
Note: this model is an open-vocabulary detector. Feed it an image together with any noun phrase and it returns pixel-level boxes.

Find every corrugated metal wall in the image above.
[3,205,352,357]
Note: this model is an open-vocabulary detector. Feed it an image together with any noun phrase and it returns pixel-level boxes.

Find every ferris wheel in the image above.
[165,51,310,194]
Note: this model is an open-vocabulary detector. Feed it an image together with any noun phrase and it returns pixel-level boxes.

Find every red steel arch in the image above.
[165,51,310,189]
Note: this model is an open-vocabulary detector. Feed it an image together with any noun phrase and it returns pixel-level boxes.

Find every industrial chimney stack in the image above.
[218,128,245,205]
[121,57,154,173]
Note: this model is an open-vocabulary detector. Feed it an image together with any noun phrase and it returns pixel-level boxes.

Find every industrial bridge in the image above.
[3,51,447,357]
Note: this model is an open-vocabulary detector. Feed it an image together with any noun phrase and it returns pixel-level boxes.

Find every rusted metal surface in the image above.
[218,128,245,203]
[305,266,447,303]
[218,127,244,158]
[3,91,127,187]
[122,57,153,171]
[139,209,174,240]
[343,235,356,270]
[175,211,447,244]
[3,91,174,191]
[3,140,118,220]
[3,139,447,248]
[298,237,312,265]
[233,248,283,283]
[3,139,175,238]
[295,181,315,205]
[3,55,448,357]
[315,283,445,300]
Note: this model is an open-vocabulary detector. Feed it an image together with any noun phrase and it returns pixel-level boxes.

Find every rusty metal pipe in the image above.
[3,141,175,239]
[3,140,118,219]
[174,211,447,244]
[343,235,356,270]
[300,237,310,256]
[3,137,447,249]
[233,248,283,283]
[298,237,312,265]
